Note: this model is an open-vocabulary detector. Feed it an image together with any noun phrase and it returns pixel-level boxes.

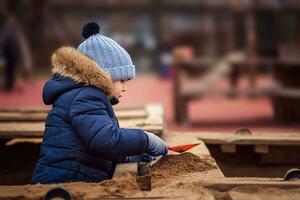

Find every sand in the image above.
[150,152,217,187]
[0,152,300,200]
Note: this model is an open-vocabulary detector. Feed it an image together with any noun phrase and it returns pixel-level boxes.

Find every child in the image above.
[31,22,168,184]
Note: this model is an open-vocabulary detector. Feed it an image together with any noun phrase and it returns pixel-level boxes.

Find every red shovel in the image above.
[168,143,200,153]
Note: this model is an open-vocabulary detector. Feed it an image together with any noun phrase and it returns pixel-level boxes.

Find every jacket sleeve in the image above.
[68,88,148,160]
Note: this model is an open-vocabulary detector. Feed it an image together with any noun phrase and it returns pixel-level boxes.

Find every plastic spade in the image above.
[168,143,200,153]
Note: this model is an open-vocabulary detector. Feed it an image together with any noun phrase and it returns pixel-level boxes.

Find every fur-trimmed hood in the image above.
[52,47,113,94]
[43,47,113,105]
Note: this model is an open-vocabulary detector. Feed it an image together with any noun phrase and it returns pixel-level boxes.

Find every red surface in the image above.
[0,79,46,108]
[1,75,300,133]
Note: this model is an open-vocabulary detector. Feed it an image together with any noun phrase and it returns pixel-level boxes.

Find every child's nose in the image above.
[122,85,127,92]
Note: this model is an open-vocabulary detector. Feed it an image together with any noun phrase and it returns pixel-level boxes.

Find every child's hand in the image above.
[144,131,168,156]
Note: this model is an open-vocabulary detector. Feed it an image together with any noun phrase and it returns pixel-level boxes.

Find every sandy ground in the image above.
[1,152,300,200]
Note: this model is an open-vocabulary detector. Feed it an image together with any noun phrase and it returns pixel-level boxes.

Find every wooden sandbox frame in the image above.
[1,132,300,199]
[0,104,165,141]
[0,105,300,199]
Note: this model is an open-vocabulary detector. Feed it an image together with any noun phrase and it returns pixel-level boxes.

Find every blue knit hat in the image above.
[77,22,135,81]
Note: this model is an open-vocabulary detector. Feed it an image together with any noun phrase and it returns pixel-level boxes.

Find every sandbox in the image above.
[1,134,300,200]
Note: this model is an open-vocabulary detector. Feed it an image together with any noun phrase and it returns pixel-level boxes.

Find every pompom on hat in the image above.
[77,22,135,81]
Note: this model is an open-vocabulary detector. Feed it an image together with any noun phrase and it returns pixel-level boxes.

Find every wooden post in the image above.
[221,144,236,153]
[246,1,257,88]
[254,144,269,154]
[227,8,237,52]
[173,64,187,124]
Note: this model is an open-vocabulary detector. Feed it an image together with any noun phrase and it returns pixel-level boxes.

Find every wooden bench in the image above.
[0,104,165,140]
[173,53,300,124]
[173,51,276,124]
[201,177,300,191]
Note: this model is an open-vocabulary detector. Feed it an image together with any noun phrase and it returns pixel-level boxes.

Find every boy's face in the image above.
[112,80,127,100]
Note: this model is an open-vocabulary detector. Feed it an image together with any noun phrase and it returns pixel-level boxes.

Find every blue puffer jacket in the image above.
[31,47,148,184]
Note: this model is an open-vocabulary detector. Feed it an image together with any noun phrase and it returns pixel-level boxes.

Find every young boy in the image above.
[31,22,168,184]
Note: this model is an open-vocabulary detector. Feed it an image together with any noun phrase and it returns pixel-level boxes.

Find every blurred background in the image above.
[1,0,300,132]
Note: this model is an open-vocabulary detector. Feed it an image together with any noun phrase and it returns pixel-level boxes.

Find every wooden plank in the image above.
[0,122,44,138]
[164,132,211,157]
[0,106,144,113]
[119,118,163,136]
[228,187,300,200]
[221,144,236,153]
[0,177,299,200]
[144,104,164,127]
[201,177,300,191]
[0,107,50,113]
[0,112,47,121]
[115,109,147,119]
[0,117,163,139]
[0,182,173,200]
[183,86,276,99]
[190,132,300,146]
[254,144,269,154]
[0,108,148,121]
[5,138,43,145]
[118,104,164,136]
[0,104,164,138]
[273,87,300,98]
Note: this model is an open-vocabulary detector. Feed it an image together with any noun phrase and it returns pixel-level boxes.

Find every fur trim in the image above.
[51,47,113,96]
